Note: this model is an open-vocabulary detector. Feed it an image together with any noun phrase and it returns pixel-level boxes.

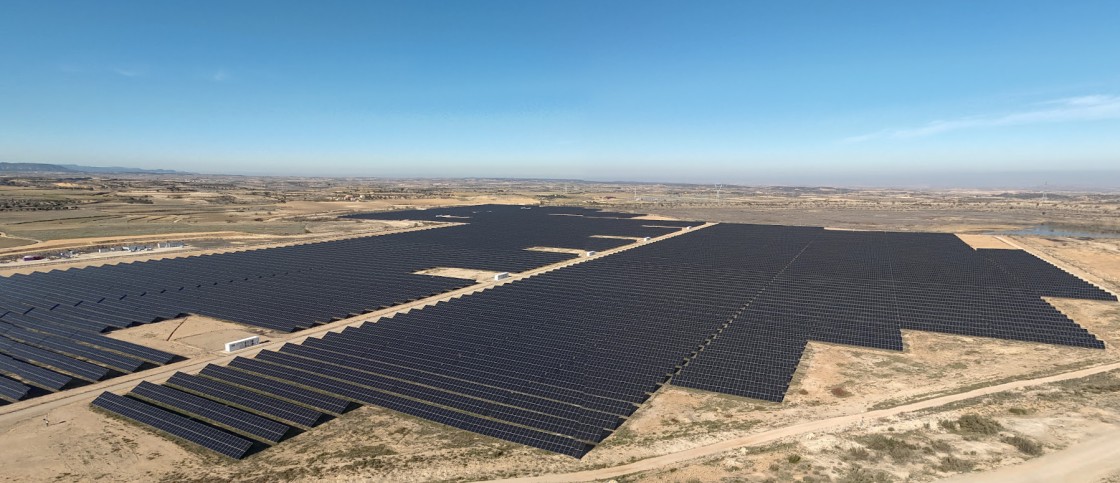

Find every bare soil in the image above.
[107,316,278,359]
[956,234,1016,250]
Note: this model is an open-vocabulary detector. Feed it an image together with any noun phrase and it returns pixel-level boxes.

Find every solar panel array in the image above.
[673,227,1112,400]
[1,205,683,403]
[0,317,174,404]
[90,219,1113,459]
[91,392,255,459]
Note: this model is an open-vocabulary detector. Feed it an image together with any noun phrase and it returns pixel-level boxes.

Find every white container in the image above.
[225,336,260,353]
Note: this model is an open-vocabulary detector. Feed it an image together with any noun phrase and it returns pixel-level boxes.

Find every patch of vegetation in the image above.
[1003,435,1044,456]
[836,465,895,483]
[858,434,919,462]
[873,362,1103,411]
[787,454,802,464]
[0,197,78,211]
[929,439,953,453]
[1007,407,1033,415]
[831,386,853,398]
[1059,372,1120,395]
[955,414,1003,435]
[936,455,976,472]
[844,447,873,461]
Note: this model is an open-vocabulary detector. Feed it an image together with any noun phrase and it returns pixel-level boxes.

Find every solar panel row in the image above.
[0,375,30,402]
[91,392,254,459]
[130,381,291,443]
[166,372,325,428]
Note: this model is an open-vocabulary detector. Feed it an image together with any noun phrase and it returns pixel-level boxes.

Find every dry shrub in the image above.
[956,414,1002,435]
[937,455,976,472]
[1004,435,1043,456]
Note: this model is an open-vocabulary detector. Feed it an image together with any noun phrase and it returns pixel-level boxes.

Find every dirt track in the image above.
[485,360,1120,483]
[941,426,1120,483]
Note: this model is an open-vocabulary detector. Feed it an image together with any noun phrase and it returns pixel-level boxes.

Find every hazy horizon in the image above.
[2,1,1119,188]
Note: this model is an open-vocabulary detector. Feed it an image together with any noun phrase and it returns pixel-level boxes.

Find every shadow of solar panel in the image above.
[91,392,253,459]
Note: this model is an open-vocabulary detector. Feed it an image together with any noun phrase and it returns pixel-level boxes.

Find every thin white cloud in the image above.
[844,94,1120,143]
[113,68,143,77]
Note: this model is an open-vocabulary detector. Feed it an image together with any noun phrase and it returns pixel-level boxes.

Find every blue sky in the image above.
[1,1,1118,186]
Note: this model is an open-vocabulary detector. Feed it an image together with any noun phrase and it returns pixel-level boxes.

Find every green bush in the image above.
[787,454,802,464]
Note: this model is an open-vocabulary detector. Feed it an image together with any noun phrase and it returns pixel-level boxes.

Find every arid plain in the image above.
[1,174,1119,483]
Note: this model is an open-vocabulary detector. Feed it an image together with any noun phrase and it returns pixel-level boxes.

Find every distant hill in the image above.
[0,162,185,174]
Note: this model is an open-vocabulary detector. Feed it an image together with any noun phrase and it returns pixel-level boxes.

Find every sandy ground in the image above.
[107,316,276,357]
[630,215,680,221]
[525,246,593,255]
[414,267,508,282]
[531,366,1120,483]
[943,426,1120,483]
[956,234,1016,250]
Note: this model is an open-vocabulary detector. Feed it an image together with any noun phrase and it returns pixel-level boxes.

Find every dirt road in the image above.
[941,426,1120,483]
[484,360,1120,483]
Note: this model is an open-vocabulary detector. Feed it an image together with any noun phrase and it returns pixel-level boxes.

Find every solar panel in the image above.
[166,372,324,428]
[0,337,110,381]
[130,381,291,443]
[0,375,31,402]
[90,392,253,459]
[60,330,177,365]
[198,363,351,414]
[0,353,72,391]
[26,335,146,373]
